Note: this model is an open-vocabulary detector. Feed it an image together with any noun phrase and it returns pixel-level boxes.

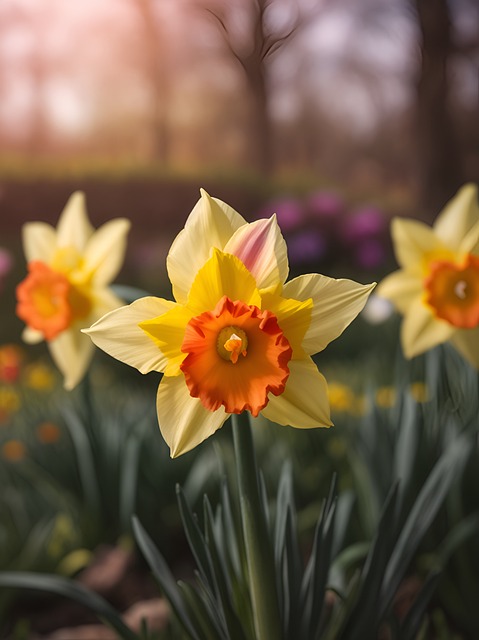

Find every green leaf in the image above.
[132,515,201,640]
[0,571,138,640]
[380,435,471,616]
[398,571,441,640]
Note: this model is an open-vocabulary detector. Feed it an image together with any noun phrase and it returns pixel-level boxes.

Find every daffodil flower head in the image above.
[16,192,130,389]
[377,183,479,367]
[84,189,375,457]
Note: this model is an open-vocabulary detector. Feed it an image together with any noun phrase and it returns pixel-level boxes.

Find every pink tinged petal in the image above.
[450,327,479,369]
[391,218,449,270]
[401,298,455,359]
[56,192,94,251]
[22,222,57,263]
[376,270,423,315]
[224,215,289,289]
[83,218,131,285]
[283,274,375,354]
[261,357,332,428]
[156,375,228,457]
[49,329,95,390]
[83,297,175,374]
[434,183,479,252]
[167,189,246,303]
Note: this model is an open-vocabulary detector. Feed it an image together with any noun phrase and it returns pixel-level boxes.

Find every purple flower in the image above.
[342,206,387,244]
[354,239,387,269]
[306,191,345,222]
[257,198,305,232]
[287,230,328,265]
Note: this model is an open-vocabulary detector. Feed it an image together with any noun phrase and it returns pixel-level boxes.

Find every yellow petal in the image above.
[459,219,479,256]
[376,270,422,314]
[83,218,131,285]
[260,290,312,356]
[156,375,228,457]
[391,218,450,270]
[450,327,479,369]
[139,303,192,376]
[89,287,126,319]
[22,222,57,263]
[83,297,175,374]
[49,329,94,390]
[401,297,454,359]
[434,184,479,252]
[261,357,333,428]
[167,189,246,303]
[224,215,288,289]
[57,192,94,251]
[283,274,375,354]
[187,249,261,314]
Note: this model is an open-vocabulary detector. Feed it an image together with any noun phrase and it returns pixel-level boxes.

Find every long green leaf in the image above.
[132,516,201,640]
[379,435,470,616]
[0,571,138,640]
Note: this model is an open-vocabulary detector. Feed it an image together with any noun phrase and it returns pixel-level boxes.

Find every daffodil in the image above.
[85,190,374,457]
[377,183,479,368]
[16,192,130,389]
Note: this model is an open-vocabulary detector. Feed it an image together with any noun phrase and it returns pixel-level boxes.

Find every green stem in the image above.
[232,412,282,640]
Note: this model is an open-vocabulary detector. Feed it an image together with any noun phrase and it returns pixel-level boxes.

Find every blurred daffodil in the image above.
[85,190,375,457]
[16,192,130,389]
[378,184,479,368]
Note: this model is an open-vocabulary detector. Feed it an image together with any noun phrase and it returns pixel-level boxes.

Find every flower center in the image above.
[180,295,292,416]
[217,326,248,363]
[424,255,479,329]
[16,261,92,340]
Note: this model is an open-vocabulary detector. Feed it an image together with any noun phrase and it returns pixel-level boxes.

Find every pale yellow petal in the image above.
[156,375,228,457]
[49,329,94,390]
[139,304,193,376]
[434,183,479,251]
[83,297,175,374]
[261,357,332,428]
[401,298,454,359]
[459,219,479,256]
[90,287,126,319]
[56,192,94,251]
[83,219,131,285]
[22,327,44,344]
[376,270,423,314]
[260,290,312,356]
[167,189,246,303]
[391,218,450,270]
[186,249,261,314]
[283,274,375,354]
[22,222,57,263]
[450,327,479,369]
[224,215,288,289]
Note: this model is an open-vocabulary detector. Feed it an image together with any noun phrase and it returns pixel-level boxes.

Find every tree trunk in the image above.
[414,0,463,218]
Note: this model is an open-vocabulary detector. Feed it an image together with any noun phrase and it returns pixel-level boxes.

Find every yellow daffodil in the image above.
[16,192,130,389]
[377,184,479,368]
[84,190,375,457]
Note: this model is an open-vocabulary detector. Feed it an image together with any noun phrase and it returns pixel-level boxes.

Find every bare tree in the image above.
[413,0,464,216]
[199,0,326,175]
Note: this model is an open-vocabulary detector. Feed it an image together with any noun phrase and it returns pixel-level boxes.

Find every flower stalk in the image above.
[232,412,282,640]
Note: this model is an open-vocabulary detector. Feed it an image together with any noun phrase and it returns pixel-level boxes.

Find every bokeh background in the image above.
[0,2,479,637]
[1,0,478,341]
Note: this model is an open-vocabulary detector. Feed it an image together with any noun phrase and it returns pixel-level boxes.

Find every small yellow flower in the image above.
[0,386,20,423]
[23,361,57,390]
[16,192,130,389]
[327,382,356,413]
[375,386,397,408]
[1,439,26,462]
[377,184,479,367]
[409,382,429,403]
[85,190,375,457]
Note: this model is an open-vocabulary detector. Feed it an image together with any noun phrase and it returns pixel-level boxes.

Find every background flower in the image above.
[16,192,130,389]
